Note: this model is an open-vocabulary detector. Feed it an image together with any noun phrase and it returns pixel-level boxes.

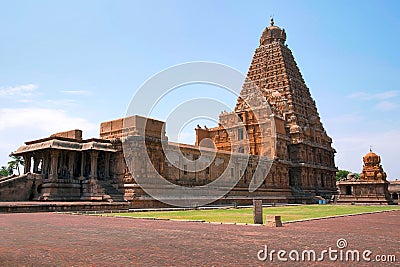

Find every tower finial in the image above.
[270,16,274,26]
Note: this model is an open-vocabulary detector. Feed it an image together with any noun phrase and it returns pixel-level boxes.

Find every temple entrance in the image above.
[345,185,352,195]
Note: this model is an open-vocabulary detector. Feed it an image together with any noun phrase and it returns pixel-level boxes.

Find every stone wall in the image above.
[100,115,167,140]
[50,130,82,140]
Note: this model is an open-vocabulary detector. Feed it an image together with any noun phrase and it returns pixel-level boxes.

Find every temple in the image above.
[196,18,337,197]
[0,18,338,207]
[337,149,394,205]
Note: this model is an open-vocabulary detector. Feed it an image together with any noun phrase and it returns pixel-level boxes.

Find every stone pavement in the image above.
[0,211,399,266]
[0,201,129,213]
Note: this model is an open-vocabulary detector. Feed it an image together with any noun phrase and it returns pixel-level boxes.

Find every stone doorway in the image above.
[345,185,352,195]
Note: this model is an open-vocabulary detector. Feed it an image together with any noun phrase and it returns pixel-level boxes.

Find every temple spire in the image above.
[260,16,286,45]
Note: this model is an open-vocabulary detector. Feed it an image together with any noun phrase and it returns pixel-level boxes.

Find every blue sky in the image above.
[0,0,399,179]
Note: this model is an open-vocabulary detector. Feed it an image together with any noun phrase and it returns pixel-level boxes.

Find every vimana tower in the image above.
[197,18,337,198]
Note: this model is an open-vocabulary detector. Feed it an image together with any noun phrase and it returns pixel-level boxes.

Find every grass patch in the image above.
[106,205,399,224]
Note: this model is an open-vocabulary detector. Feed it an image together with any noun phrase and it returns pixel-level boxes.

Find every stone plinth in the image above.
[39,179,81,201]
[253,200,263,224]
[80,178,104,201]
[265,215,282,227]
[337,180,393,205]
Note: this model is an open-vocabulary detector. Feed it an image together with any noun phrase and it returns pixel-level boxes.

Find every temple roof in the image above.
[13,137,116,155]
[363,149,381,166]
[260,18,286,45]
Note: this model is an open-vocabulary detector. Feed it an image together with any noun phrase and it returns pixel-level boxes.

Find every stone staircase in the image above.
[0,173,41,201]
[290,186,316,204]
[98,180,125,202]
[0,174,19,183]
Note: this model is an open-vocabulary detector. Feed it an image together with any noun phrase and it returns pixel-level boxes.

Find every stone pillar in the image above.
[32,154,40,174]
[59,151,66,178]
[253,199,263,224]
[49,150,60,181]
[68,151,76,179]
[104,153,110,179]
[80,152,86,179]
[23,154,31,174]
[109,158,114,179]
[89,151,99,179]
[41,152,49,176]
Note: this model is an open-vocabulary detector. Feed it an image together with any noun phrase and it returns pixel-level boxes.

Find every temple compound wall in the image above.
[8,116,297,206]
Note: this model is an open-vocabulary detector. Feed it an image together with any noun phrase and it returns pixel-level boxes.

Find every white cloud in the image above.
[348,90,399,101]
[45,99,77,106]
[0,107,97,134]
[16,99,34,103]
[0,107,98,166]
[324,113,363,125]
[61,90,91,96]
[0,84,38,97]
[375,101,398,111]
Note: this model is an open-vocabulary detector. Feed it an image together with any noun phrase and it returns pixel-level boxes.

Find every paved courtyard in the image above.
[0,210,399,266]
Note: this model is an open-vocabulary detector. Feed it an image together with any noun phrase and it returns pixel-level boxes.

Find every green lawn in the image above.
[106,205,400,224]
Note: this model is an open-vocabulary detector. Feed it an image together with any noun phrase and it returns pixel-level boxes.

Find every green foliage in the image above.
[0,166,12,177]
[336,169,361,181]
[336,170,350,181]
[7,154,24,176]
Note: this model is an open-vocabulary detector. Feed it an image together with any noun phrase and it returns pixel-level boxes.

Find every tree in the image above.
[336,170,350,181]
[0,166,12,177]
[7,154,24,176]
[336,169,360,181]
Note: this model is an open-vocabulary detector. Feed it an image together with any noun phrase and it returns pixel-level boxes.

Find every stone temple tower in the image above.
[337,150,393,204]
[196,18,337,197]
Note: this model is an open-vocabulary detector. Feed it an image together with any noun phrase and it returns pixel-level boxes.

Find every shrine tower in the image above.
[337,149,393,205]
[197,18,337,195]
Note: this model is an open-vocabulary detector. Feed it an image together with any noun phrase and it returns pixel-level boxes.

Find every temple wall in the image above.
[100,115,166,140]
[50,130,82,140]
[117,136,293,202]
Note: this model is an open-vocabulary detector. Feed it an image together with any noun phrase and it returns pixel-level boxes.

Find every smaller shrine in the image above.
[337,149,394,205]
